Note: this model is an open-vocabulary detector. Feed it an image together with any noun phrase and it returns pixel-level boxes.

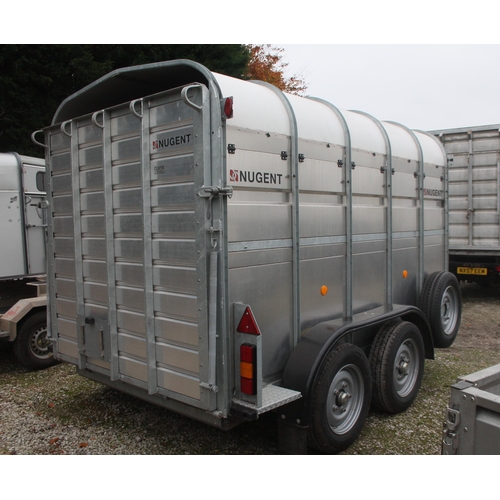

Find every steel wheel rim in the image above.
[326,364,364,435]
[30,325,51,359]
[393,338,419,397]
[441,285,459,336]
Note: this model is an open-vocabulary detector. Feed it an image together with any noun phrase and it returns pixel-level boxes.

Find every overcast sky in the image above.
[5,3,500,135]
[279,44,500,132]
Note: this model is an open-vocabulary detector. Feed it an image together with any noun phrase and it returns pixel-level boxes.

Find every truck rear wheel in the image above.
[308,343,371,454]
[13,310,56,370]
[420,271,461,348]
[369,321,424,414]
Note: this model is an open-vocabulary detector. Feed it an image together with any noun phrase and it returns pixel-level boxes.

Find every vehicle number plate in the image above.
[457,267,487,276]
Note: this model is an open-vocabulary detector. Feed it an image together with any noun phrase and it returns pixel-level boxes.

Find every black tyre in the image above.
[369,321,425,414]
[419,271,441,313]
[420,271,461,348]
[308,343,372,454]
[13,310,57,370]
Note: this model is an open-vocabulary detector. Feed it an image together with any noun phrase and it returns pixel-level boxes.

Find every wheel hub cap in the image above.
[393,340,419,397]
[396,356,409,380]
[30,326,51,358]
[326,364,364,435]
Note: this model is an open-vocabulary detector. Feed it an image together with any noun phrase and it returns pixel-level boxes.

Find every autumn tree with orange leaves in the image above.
[245,45,307,95]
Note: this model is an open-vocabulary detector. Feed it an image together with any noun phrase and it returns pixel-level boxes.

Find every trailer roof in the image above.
[52,60,446,168]
[52,60,219,124]
[430,124,500,135]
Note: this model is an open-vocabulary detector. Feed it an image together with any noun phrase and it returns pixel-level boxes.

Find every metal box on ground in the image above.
[35,60,462,453]
[443,363,500,454]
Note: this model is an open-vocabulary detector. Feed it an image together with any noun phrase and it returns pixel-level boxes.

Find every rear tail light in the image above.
[223,97,233,119]
[240,344,256,395]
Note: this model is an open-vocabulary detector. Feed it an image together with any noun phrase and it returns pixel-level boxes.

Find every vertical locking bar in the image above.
[66,119,86,370]
[98,109,120,381]
[135,98,158,396]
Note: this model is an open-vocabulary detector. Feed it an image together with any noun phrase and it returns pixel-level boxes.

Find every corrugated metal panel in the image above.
[433,126,500,251]
[46,85,215,410]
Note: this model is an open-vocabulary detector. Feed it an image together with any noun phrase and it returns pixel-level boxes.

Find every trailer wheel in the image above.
[308,343,371,454]
[420,271,461,348]
[369,321,424,414]
[13,310,56,370]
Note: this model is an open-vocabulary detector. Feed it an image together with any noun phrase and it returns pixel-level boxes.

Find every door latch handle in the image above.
[197,186,233,219]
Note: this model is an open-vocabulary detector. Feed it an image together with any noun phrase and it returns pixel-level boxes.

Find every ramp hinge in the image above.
[442,407,461,455]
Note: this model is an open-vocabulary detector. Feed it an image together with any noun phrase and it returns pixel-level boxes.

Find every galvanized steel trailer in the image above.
[432,125,500,288]
[35,60,461,453]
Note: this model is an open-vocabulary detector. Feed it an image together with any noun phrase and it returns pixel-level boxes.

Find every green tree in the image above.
[0,44,251,156]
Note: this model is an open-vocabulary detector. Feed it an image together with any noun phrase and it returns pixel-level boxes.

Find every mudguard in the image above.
[280,304,433,427]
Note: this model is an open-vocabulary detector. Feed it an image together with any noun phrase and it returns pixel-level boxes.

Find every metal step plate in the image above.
[233,385,301,415]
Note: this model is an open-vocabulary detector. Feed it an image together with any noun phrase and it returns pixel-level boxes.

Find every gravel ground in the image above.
[1,282,499,456]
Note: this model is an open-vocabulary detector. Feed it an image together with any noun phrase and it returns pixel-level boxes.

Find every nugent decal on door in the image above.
[152,133,192,150]
[230,169,283,185]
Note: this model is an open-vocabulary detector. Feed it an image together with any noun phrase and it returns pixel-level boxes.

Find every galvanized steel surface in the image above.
[433,125,500,252]
[42,60,448,425]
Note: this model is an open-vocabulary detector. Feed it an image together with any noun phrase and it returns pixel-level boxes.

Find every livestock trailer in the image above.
[433,125,500,287]
[0,152,46,279]
[34,60,461,453]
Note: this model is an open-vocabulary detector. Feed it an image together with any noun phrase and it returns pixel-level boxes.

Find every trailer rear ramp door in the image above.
[48,84,219,411]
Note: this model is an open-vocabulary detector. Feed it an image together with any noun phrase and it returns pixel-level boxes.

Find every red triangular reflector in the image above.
[237,307,261,335]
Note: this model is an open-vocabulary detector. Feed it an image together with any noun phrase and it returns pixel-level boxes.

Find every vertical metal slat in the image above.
[132,99,157,395]
[354,111,393,307]
[307,98,353,319]
[467,131,474,246]
[44,130,59,359]
[253,81,301,346]
[94,110,119,381]
[64,119,86,370]
[388,122,426,292]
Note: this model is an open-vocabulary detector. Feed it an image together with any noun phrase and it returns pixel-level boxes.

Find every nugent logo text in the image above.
[423,188,444,197]
[152,133,192,150]
[230,169,283,185]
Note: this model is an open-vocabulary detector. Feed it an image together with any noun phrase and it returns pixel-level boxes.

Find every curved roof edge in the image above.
[52,59,221,125]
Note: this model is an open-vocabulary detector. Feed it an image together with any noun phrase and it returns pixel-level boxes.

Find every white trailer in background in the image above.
[433,125,500,288]
[0,152,54,369]
[35,60,461,453]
